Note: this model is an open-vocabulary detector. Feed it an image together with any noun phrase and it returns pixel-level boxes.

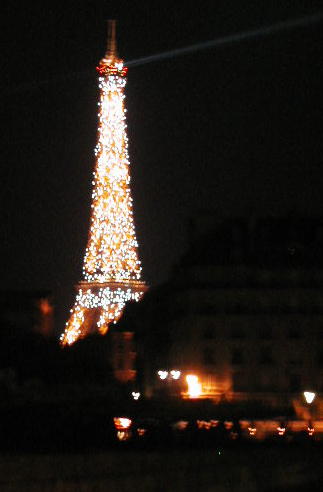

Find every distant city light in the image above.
[157,370,168,380]
[186,374,202,398]
[137,428,146,437]
[307,425,315,436]
[303,391,316,404]
[131,391,140,400]
[173,420,189,431]
[248,425,257,436]
[114,417,132,430]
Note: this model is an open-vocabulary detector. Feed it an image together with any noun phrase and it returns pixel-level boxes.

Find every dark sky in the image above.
[2,1,323,332]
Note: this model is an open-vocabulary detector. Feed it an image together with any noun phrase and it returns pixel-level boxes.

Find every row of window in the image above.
[202,348,323,367]
[203,327,323,340]
[232,372,306,392]
[193,306,323,315]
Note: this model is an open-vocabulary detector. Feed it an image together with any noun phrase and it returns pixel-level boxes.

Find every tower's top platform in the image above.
[96,20,128,78]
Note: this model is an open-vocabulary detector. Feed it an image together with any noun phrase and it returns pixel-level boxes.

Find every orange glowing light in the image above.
[186,374,202,398]
[277,426,286,436]
[248,426,257,436]
[137,428,146,436]
[114,417,132,430]
[197,420,211,430]
[39,298,53,315]
[307,426,314,436]
[117,431,130,441]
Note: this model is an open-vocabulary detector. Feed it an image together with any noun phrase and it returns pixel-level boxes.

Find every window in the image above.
[233,371,247,391]
[203,327,215,339]
[288,328,301,339]
[117,341,124,352]
[259,347,273,365]
[203,348,215,365]
[257,372,275,391]
[289,374,301,392]
[232,349,244,365]
[231,328,245,339]
[288,357,302,367]
[318,350,323,367]
[259,327,272,339]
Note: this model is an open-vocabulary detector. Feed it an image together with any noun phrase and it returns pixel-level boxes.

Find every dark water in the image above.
[0,445,322,491]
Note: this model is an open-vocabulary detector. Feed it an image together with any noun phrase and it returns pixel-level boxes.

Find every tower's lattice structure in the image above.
[61,22,147,346]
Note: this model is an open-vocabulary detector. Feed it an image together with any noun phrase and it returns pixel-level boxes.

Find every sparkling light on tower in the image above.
[60,21,147,346]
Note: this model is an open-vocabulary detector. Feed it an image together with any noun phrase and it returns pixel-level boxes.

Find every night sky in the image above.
[2,1,323,332]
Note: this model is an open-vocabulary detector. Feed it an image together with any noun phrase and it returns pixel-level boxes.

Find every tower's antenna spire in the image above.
[106,19,117,59]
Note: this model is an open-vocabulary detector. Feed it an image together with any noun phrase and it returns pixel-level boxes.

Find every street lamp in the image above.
[303,391,316,436]
[303,391,316,404]
[157,369,181,380]
[170,370,181,380]
[157,370,168,380]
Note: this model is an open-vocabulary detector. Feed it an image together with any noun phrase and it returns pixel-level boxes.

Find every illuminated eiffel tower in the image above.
[60,21,147,346]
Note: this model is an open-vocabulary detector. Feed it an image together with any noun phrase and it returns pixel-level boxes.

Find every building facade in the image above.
[140,217,323,415]
[0,290,54,337]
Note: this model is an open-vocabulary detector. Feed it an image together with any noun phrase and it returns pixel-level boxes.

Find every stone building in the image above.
[139,216,323,414]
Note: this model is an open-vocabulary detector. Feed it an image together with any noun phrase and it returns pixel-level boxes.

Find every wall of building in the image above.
[139,217,323,413]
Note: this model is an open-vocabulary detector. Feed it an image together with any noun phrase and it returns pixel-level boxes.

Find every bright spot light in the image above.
[158,370,168,380]
[170,370,181,380]
[186,374,202,398]
[304,391,316,404]
[132,391,140,400]
[114,417,132,430]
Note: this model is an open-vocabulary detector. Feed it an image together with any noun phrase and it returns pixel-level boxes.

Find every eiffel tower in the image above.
[60,21,147,346]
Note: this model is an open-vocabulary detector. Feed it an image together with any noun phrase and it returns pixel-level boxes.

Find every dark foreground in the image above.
[1,397,322,490]
[1,444,322,492]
